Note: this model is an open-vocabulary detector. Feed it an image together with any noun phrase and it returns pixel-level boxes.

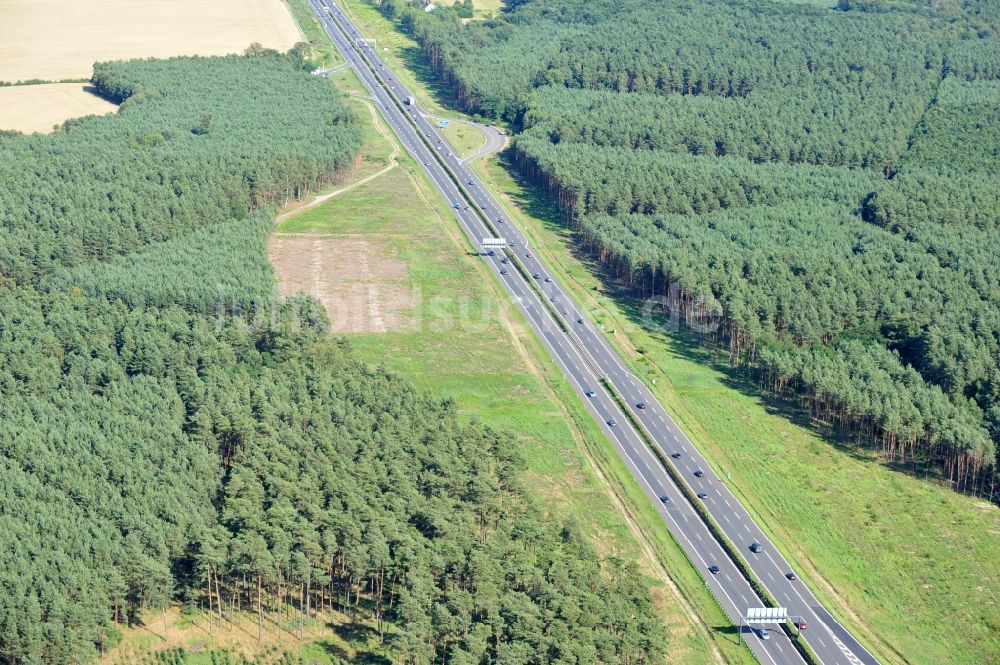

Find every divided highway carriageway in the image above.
[307,2,882,664]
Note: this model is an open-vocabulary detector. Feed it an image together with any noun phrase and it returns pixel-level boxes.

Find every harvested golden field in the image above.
[0,0,302,83]
[268,233,416,334]
[0,83,116,133]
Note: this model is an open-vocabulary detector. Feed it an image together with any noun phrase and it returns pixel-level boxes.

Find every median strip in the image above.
[597,376,821,665]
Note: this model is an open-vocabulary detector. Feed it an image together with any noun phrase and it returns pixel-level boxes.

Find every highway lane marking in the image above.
[724,498,732,507]
[321,16,795,665]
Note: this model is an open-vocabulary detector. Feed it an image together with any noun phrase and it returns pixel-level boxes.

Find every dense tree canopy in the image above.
[389,0,1000,496]
[0,52,665,664]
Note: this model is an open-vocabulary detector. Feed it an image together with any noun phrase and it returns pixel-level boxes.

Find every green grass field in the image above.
[437,120,486,158]
[328,65,369,98]
[272,98,755,664]
[471,153,1000,665]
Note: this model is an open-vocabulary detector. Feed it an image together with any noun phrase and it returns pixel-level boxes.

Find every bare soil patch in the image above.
[0,0,302,83]
[268,234,415,333]
[0,83,116,133]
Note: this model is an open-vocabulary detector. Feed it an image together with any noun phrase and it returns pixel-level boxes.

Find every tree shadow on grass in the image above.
[491,150,887,471]
[330,620,379,643]
[397,45,467,113]
[317,638,391,665]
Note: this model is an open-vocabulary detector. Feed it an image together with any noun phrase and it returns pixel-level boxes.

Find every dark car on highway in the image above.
[694,469,704,477]
[750,542,763,553]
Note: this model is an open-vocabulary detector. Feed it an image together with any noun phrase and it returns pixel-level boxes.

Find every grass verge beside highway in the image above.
[338,0,478,119]
[287,5,1000,665]
[286,0,342,67]
[470,151,1000,665]
[279,101,748,664]
[316,4,1000,664]
[439,120,486,159]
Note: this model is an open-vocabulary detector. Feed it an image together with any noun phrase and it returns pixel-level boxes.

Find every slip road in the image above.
[307,3,882,664]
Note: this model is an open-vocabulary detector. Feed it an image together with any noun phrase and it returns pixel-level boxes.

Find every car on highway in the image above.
[637,402,646,409]
[464,206,470,210]
[757,628,770,640]
[585,389,596,397]
[697,492,709,499]
[659,495,670,504]
[708,565,720,575]
[424,161,430,166]
[500,269,508,275]
[786,572,797,580]
[671,452,682,459]
[501,257,508,264]
[468,180,475,185]
[497,218,504,224]
[550,296,558,303]
[750,542,763,553]
[544,277,552,282]
[453,203,461,209]
[694,469,705,477]
[526,252,533,258]
[577,318,584,324]
[533,273,540,278]
[487,250,495,256]
[607,418,617,427]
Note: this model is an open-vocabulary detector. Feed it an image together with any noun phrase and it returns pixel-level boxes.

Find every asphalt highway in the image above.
[308,3,882,664]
